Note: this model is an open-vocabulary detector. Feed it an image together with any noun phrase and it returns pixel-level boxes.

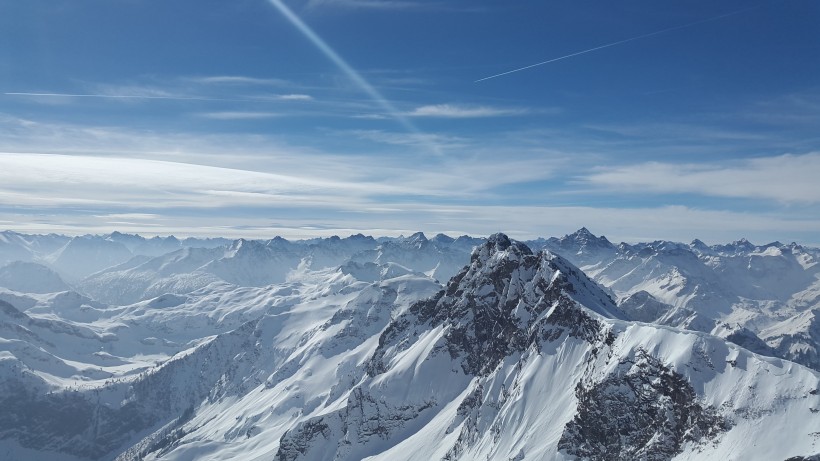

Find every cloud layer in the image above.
[1,114,818,244]
[582,153,820,204]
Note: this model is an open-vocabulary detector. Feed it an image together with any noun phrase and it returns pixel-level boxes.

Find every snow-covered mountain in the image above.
[350,232,471,282]
[74,232,479,306]
[542,228,820,372]
[0,232,818,460]
[0,230,70,266]
[0,231,234,286]
[77,247,225,306]
[0,261,70,294]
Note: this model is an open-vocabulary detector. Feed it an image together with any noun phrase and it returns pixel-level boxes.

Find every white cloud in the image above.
[406,104,528,118]
[4,91,220,103]
[251,93,315,102]
[0,153,409,210]
[6,78,317,107]
[0,118,560,212]
[581,152,820,204]
[91,84,182,99]
[186,75,291,86]
[1,116,817,245]
[197,111,282,120]
[349,129,468,149]
[276,93,314,101]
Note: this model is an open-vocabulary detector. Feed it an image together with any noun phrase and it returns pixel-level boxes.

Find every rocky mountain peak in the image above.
[452,234,621,322]
[371,234,619,376]
[227,238,269,255]
[405,231,428,246]
[567,227,609,243]
[575,226,593,236]
[689,238,712,254]
[554,228,616,257]
[733,238,755,250]
[469,232,532,264]
[267,236,290,244]
[431,233,455,244]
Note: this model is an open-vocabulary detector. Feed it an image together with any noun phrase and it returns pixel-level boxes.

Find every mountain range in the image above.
[0,229,817,460]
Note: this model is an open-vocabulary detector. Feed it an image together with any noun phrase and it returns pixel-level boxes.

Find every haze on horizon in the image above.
[1,0,819,245]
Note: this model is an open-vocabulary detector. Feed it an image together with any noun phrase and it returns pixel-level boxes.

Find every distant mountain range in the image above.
[0,229,817,460]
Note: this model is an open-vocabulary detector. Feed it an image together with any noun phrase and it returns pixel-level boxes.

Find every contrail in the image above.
[475,5,762,83]
[265,0,440,153]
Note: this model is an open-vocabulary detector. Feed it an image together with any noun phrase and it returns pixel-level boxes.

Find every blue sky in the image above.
[1,0,819,244]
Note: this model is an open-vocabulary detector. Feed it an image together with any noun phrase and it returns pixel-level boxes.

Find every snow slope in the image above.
[0,231,818,460]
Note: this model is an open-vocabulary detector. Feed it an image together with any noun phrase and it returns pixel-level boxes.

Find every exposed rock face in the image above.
[722,325,777,357]
[0,319,258,460]
[558,349,728,460]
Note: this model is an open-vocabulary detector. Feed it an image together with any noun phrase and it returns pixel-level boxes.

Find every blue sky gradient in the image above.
[1,0,819,244]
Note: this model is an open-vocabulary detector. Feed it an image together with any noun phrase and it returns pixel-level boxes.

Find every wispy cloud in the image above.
[584,122,769,142]
[93,78,316,102]
[580,152,820,204]
[5,88,316,112]
[405,104,529,118]
[94,213,163,221]
[743,88,820,128]
[247,93,316,103]
[7,81,222,103]
[1,113,817,244]
[186,75,291,86]
[91,83,182,98]
[196,111,282,120]
[349,129,468,149]
[3,91,223,102]
[0,112,581,217]
[0,115,358,177]
[305,0,485,13]
[306,0,438,10]
[352,113,389,120]
[0,153,396,210]
[5,90,314,105]
[276,93,314,101]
